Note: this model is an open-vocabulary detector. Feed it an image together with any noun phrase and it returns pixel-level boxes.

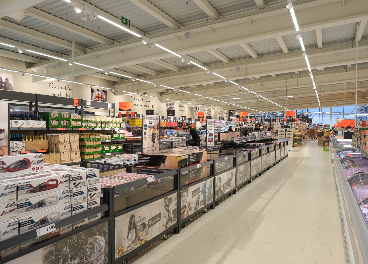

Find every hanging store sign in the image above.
[197,112,204,118]
[286,111,296,117]
[91,88,107,102]
[119,102,132,111]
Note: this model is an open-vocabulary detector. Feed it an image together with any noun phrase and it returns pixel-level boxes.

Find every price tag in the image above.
[108,103,112,109]
[225,157,228,160]
[57,128,65,130]
[106,153,111,156]
[197,164,201,168]
[74,99,79,107]
[38,149,47,153]
[36,223,56,237]
[147,176,155,183]
[79,128,86,130]
[86,100,91,107]
[21,151,31,154]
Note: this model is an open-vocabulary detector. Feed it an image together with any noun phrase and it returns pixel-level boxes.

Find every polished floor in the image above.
[132,141,346,264]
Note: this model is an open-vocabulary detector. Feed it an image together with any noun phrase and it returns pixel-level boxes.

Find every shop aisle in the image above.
[132,141,345,264]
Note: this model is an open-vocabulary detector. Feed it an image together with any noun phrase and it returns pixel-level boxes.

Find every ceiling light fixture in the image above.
[286,2,299,31]
[74,7,82,14]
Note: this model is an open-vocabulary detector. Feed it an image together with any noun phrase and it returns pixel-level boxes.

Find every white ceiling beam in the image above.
[193,0,220,20]
[0,0,44,19]
[356,19,368,43]
[127,64,158,75]
[0,36,63,57]
[153,60,180,71]
[254,0,266,9]
[29,0,359,71]
[26,7,113,45]
[71,0,145,36]
[276,36,289,54]
[0,19,84,52]
[316,28,323,48]
[208,49,231,63]
[239,43,259,59]
[128,0,180,29]
[87,73,122,82]
[0,49,41,63]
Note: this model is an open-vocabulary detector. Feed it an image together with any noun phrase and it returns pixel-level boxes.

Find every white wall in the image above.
[0,56,199,117]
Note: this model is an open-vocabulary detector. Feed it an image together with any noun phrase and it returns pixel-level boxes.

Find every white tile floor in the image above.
[132,141,346,264]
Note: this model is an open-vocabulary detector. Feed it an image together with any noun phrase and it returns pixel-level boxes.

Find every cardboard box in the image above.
[64,134,70,143]
[81,154,94,160]
[60,151,71,163]
[25,140,48,151]
[17,172,70,198]
[50,153,61,164]
[72,200,87,215]
[0,219,18,241]
[0,181,16,205]
[0,201,17,222]
[53,143,71,153]
[48,134,65,144]
[70,150,80,161]
[17,189,71,215]
[70,142,79,151]
[87,199,100,209]
[70,170,87,188]
[19,204,72,234]
[69,134,79,143]
[10,141,26,152]
[71,186,87,204]
[0,153,44,177]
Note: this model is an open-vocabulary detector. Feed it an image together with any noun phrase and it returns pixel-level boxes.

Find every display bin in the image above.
[235,150,250,165]
[276,148,281,162]
[112,169,178,213]
[214,167,236,202]
[180,160,213,187]
[214,155,235,175]
[251,156,262,179]
[268,143,275,152]
[236,157,251,187]
[275,142,281,149]
[0,204,108,263]
[262,152,271,171]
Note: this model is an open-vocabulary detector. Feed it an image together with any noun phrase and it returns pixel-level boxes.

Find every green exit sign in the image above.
[121,16,131,28]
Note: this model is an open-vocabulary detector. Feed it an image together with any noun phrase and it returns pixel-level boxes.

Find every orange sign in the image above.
[74,99,79,107]
[284,118,287,123]
[197,112,204,118]
[239,112,248,117]
[236,118,239,122]
[200,118,203,124]
[119,102,132,111]
[79,128,86,130]
[286,111,295,117]
[247,118,250,122]
[295,118,299,122]
[38,149,47,153]
[119,112,122,118]
[240,118,243,122]
[57,128,65,130]
[126,112,129,117]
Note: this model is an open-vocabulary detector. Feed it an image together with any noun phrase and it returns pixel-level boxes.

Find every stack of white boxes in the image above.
[0,153,101,258]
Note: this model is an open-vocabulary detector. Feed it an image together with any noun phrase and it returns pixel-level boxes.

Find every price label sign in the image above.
[106,153,111,156]
[74,99,79,107]
[197,164,202,168]
[108,103,112,109]
[79,128,86,130]
[36,223,56,237]
[147,176,155,183]
[57,128,65,130]
[86,100,91,107]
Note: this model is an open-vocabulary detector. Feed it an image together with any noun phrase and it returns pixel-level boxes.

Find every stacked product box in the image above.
[0,154,101,255]
[80,134,101,160]
[47,134,80,164]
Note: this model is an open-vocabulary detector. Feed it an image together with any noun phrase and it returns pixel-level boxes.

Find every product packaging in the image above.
[0,219,18,241]
[71,186,87,204]
[0,153,44,177]
[69,170,87,188]
[0,201,17,222]
[71,200,87,215]
[17,189,71,215]
[19,204,72,234]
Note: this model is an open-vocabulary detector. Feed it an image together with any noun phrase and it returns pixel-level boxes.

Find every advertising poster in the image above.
[0,72,13,91]
[115,193,177,258]
[237,162,250,186]
[206,119,215,147]
[91,88,107,102]
[142,115,159,153]
[215,168,236,200]
[0,103,8,155]
[166,102,174,110]
[181,178,213,220]
[119,102,132,111]
[9,221,109,264]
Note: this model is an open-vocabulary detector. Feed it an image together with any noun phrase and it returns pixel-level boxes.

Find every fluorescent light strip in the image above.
[0,42,16,48]
[289,6,299,31]
[74,62,104,71]
[97,15,141,38]
[26,50,68,62]
[189,61,207,71]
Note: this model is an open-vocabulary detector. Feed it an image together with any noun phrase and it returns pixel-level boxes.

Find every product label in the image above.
[36,223,56,237]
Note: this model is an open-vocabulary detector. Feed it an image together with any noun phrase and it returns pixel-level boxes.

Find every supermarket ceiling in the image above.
[0,0,368,112]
